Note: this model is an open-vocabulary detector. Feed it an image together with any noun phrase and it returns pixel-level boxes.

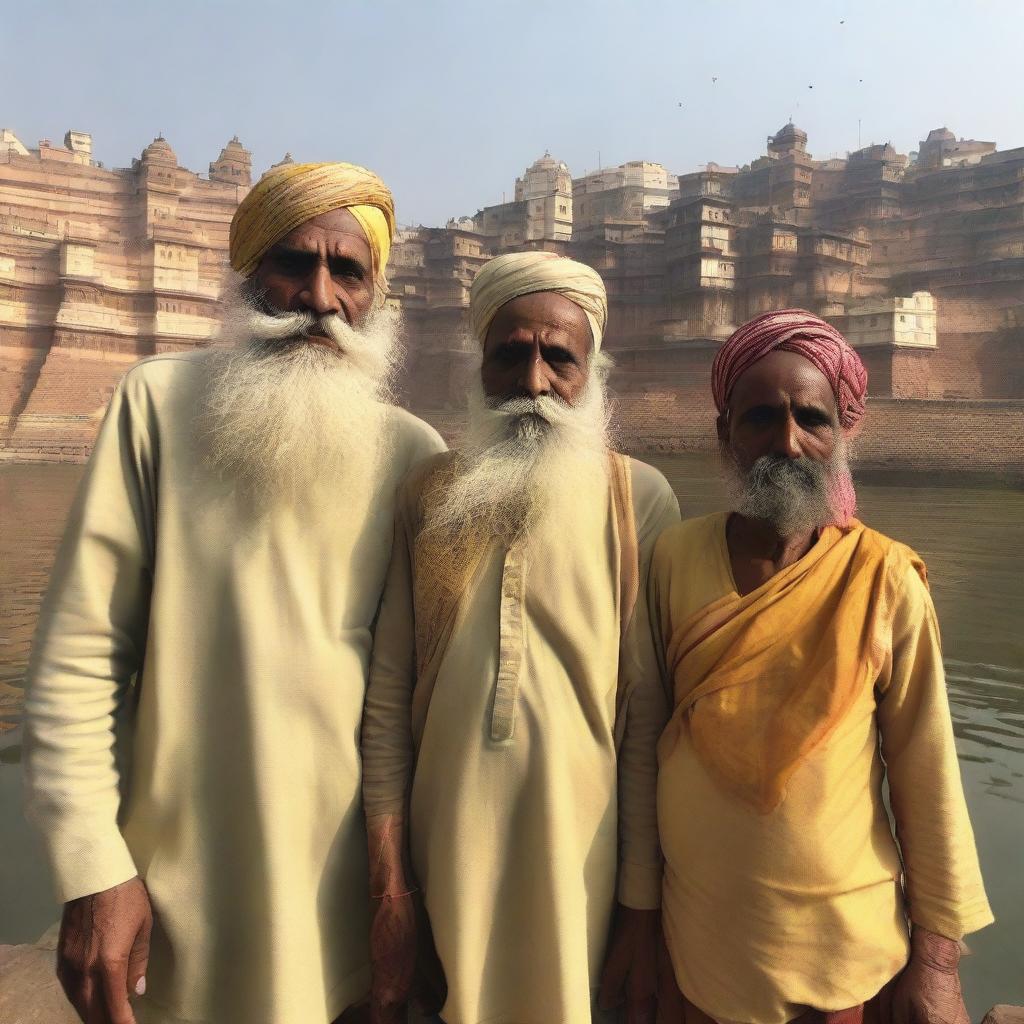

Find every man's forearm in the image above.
[366,813,415,898]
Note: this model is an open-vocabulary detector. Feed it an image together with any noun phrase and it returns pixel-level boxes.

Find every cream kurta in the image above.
[362,454,679,1024]
[23,351,445,1024]
[651,513,993,1024]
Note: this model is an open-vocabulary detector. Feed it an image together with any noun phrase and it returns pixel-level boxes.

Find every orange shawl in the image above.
[658,519,926,813]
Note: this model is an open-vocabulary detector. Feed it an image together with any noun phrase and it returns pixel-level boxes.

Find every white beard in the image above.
[199,273,401,504]
[425,354,613,544]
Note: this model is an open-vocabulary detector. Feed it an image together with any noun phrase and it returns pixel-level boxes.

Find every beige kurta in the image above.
[362,453,680,1024]
[23,351,445,1024]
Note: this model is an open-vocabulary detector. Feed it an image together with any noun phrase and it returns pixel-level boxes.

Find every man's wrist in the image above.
[910,926,961,972]
[370,885,418,900]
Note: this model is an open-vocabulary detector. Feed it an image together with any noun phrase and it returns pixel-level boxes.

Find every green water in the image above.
[1,458,1021,1013]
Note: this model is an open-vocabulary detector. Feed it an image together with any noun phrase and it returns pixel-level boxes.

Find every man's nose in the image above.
[298,263,342,317]
[519,352,552,399]
[773,413,802,460]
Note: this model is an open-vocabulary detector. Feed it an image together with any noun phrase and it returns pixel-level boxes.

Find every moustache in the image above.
[744,454,828,491]
[487,395,576,427]
[248,309,353,347]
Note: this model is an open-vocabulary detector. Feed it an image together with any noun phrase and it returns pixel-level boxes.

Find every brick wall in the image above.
[605,389,1024,482]
[4,352,1023,481]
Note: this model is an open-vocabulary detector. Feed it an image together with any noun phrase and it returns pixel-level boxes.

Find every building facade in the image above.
[1,129,250,456]
[2,123,1023,461]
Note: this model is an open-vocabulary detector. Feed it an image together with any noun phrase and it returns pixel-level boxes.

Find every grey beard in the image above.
[726,445,849,535]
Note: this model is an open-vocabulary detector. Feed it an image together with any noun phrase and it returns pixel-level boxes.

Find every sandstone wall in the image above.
[0,134,248,454]
[606,388,1024,483]
[3,126,1023,467]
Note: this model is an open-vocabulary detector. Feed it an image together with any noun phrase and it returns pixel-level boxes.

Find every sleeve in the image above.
[616,482,681,908]
[361,494,418,825]
[647,530,674,707]
[877,562,994,940]
[22,373,156,903]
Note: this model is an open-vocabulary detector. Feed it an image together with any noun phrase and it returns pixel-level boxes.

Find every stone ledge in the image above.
[983,1007,1024,1024]
[0,927,77,1024]
[0,937,1021,1024]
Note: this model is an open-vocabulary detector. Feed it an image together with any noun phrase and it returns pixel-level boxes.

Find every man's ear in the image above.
[715,411,730,444]
[844,418,865,443]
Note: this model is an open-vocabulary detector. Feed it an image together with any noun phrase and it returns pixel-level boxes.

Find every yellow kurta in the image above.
[23,351,445,1024]
[650,513,993,1024]
[362,454,679,1024]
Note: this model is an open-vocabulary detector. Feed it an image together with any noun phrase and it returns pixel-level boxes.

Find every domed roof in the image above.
[141,134,177,165]
[925,127,956,143]
[773,121,807,142]
[222,135,247,155]
[529,150,568,172]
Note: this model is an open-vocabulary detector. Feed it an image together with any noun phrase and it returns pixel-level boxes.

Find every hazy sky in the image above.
[3,0,1020,226]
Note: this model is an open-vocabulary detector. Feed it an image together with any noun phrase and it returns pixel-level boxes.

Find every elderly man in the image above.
[24,162,445,1024]
[650,311,992,1024]
[361,251,680,1024]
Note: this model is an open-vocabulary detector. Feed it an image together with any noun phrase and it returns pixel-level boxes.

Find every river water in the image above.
[1,458,1021,1014]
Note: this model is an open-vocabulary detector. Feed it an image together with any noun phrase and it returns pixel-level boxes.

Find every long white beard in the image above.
[199,274,401,503]
[426,355,613,544]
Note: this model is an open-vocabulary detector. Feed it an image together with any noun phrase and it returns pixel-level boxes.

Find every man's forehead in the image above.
[730,350,836,408]
[275,207,370,250]
[490,291,591,341]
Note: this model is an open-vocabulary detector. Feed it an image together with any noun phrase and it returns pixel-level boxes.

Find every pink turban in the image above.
[712,309,868,430]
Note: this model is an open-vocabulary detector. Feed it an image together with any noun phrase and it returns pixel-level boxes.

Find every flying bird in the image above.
[712,76,718,83]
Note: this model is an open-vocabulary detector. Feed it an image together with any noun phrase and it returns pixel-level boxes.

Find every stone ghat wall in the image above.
[414,378,1024,484]
[3,369,1023,482]
[604,390,1024,483]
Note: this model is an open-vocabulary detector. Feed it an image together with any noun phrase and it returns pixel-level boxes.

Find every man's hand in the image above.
[655,924,686,1024]
[57,876,153,1024]
[369,892,417,1024]
[884,927,970,1024]
[598,905,659,1024]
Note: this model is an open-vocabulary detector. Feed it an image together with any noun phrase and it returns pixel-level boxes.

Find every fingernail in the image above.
[135,976,147,996]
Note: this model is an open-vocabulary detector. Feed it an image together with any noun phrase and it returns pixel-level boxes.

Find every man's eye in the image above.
[330,261,364,280]
[798,412,831,429]
[273,253,308,274]
[493,348,523,366]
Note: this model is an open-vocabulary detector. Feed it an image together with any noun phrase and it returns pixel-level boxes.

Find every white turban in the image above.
[469,251,608,351]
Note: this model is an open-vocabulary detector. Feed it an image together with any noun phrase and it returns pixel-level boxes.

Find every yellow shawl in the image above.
[658,519,927,813]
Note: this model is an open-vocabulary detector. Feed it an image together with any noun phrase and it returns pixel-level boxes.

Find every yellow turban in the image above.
[229,161,396,284]
[469,251,608,351]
